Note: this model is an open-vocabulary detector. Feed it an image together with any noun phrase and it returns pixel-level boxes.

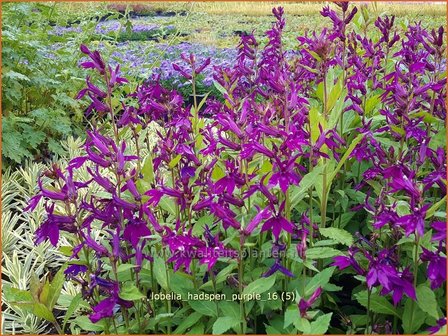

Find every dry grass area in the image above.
[149,1,446,17]
[61,2,446,18]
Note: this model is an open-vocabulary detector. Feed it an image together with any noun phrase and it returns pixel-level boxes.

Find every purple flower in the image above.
[298,287,322,317]
[89,297,116,323]
[421,246,447,290]
[263,259,294,278]
[428,318,447,334]
[396,204,430,237]
[431,221,446,242]
[261,210,295,241]
[123,219,151,248]
[80,44,106,75]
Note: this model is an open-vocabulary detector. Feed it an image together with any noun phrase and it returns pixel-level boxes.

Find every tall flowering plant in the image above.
[16,3,446,335]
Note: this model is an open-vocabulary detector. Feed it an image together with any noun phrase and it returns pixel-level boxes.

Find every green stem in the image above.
[53,320,63,335]
[366,288,372,334]
[238,238,246,334]
[408,235,420,329]
[210,270,219,316]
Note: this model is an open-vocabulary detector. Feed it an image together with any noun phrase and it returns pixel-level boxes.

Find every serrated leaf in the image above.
[290,165,324,208]
[119,284,145,301]
[174,311,202,334]
[328,134,364,185]
[305,266,335,296]
[354,290,400,318]
[154,255,169,290]
[425,196,446,219]
[319,228,353,246]
[33,302,55,322]
[212,316,240,334]
[306,247,342,259]
[284,304,299,328]
[402,298,426,334]
[189,299,218,317]
[141,155,154,183]
[117,263,137,273]
[294,317,311,333]
[416,284,439,319]
[169,154,182,169]
[74,316,106,331]
[243,274,276,296]
[63,293,82,331]
[47,265,67,310]
[309,313,332,334]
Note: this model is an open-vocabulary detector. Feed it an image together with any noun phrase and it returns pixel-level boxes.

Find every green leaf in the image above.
[117,263,137,274]
[33,302,55,322]
[30,272,40,301]
[260,160,273,174]
[309,106,323,144]
[159,196,177,216]
[119,284,146,301]
[47,265,67,310]
[364,94,381,115]
[309,313,332,334]
[319,228,353,246]
[328,134,364,185]
[284,304,299,328]
[170,272,194,297]
[189,299,218,317]
[201,263,237,290]
[211,164,226,180]
[169,154,182,169]
[74,316,106,332]
[174,311,203,334]
[39,280,50,306]
[63,293,82,331]
[243,274,276,296]
[410,111,440,124]
[306,247,342,260]
[354,290,400,318]
[141,155,154,183]
[184,322,203,334]
[425,196,446,219]
[416,284,439,319]
[293,317,311,333]
[402,298,426,334]
[212,316,240,334]
[154,255,169,291]
[305,266,335,296]
[219,301,240,320]
[290,165,324,208]
[264,323,283,334]
[213,81,227,95]
[327,76,344,113]
[193,214,214,236]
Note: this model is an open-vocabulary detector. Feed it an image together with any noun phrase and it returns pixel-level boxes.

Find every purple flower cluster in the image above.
[26,3,446,333]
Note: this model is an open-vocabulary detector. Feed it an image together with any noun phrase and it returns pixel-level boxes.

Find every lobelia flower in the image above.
[244,206,272,235]
[332,246,366,276]
[298,287,322,317]
[428,317,447,335]
[80,44,106,74]
[123,217,151,248]
[395,204,430,237]
[89,281,133,323]
[421,245,447,290]
[263,242,294,278]
[261,202,295,241]
[268,155,301,193]
[431,221,446,242]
